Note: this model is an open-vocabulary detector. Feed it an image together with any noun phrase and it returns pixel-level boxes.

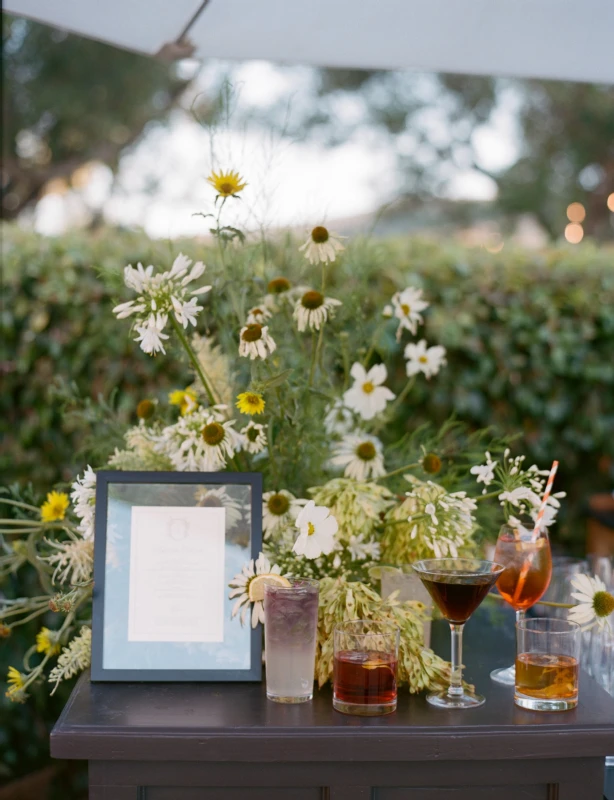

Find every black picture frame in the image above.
[91,470,263,682]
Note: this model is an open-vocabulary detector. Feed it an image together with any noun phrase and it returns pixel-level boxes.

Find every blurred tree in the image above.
[264,70,614,240]
[1,15,193,220]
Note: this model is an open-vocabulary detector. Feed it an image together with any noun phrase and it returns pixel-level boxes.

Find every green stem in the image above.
[388,376,416,416]
[475,490,501,502]
[169,316,217,405]
[308,332,318,386]
[0,499,40,512]
[375,462,421,482]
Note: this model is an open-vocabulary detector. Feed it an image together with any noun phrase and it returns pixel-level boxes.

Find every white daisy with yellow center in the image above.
[293,290,342,332]
[391,287,429,338]
[293,500,338,559]
[343,362,395,421]
[299,226,346,265]
[330,433,386,481]
[157,408,237,471]
[241,421,267,454]
[404,339,447,379]
[568,574,614,630]
[238,323,277,360]
[262,490,306,539]
[246,305,272,325]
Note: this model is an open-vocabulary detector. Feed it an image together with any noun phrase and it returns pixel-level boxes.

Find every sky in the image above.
[31,60,520,239]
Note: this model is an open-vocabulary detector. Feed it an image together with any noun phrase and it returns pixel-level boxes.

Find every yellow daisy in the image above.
[206,169,247,198]
[236,392,266,416]
[40,491,69,523]
[6,666,24,695]
[36,627,61,656]
[169,388,198,416]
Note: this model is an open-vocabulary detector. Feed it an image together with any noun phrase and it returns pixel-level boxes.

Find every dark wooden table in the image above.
[51,606,614,800]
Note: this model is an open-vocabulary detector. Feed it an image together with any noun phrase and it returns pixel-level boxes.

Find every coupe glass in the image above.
[491,521,552,685]
[413,558,505,709]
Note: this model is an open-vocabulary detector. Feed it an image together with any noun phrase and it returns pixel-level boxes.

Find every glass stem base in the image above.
[426,688,485,709]
[490,664,516,686]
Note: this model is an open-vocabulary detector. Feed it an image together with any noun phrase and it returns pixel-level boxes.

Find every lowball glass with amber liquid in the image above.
[413,558,506,709]
[491,521,552,685]
[515,617,580,711]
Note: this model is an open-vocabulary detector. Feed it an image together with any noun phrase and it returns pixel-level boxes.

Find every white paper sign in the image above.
[127,506,226,643]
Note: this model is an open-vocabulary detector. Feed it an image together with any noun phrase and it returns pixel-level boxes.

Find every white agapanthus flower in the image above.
[347,534,381,562]
[391,286,429,338]
[329,433,386,481]
[568,574,614,630]
[262,490,307,539]
[470,452,498,492]
[405,479,477,558]
[43,538,94,585]
[238,323,277,360]
[343,363,395,421]
[293,500,339,559]
[156,408,237,471]
[246,305,272,325]
[293,290,342,332]
[299,226,345,264]
[324,400,355,437]
[113,254,211,355]
[70,466,96,540]
[241,421,267,454]
[229,552,285,628]
[405,340,447,379]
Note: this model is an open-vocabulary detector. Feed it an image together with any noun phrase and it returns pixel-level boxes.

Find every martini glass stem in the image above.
[449,623,464,697]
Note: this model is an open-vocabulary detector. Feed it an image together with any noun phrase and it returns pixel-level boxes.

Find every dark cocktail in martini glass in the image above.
[412,558,506,709]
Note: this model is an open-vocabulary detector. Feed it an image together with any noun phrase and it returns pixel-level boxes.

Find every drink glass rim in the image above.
[516,616,580,634]
[264,577,319,593]
[411,557,506,578]
[334,619,400,639]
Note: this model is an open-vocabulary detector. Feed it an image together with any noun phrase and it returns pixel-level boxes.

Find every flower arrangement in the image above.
[2,168,610,705]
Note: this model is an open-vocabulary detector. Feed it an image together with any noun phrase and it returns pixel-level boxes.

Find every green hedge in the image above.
[2,223,613,546]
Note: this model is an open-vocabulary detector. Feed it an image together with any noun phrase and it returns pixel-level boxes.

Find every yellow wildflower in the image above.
[207,169,247,198]
[236,392,266,416]
[6,666,24,696]
[169,388,198,416]
[40,491,69,523]
[36,627,61,656]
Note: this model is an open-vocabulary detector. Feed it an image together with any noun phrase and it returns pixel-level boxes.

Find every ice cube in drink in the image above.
[334,650,398,714]
[515,653,579,710]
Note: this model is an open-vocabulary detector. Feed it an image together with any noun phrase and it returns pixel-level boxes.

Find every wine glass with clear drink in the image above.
[413,558,506,709]
[490,520,552,685]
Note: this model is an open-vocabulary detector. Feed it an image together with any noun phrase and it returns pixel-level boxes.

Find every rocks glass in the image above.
[333,620,400,716]
[515,617,580,711]
[264,578,319,703]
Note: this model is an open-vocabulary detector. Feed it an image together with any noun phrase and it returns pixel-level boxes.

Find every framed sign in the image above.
[91,471,262,682]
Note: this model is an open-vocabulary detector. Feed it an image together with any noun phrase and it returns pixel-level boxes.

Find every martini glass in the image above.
[490,521,552,685]
[413,558,506,709]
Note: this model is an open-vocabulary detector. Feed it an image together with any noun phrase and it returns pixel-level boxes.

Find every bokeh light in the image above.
[566,202,586,223]
[564,223,584,244]
[607,193,614,212]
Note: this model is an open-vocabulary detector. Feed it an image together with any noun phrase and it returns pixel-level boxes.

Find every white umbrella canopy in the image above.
[5,0,614,83]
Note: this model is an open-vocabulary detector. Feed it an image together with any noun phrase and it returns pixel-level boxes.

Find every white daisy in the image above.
[228,552,285,628]
[262,490,306,539]
[134,313,170,356]
[293,500,339,560]
[568,574,614,630]
[293,291,342,332]
[324,400,355,437]
[241,421,267,454]
[195,486,243,528]
[238,323,277,360]
[156,408,237,471]
[329,433,386,481]
[391,287,429,338]
[343,362,395,421]
[70,466,97,540]
[404,340,447,379]
[246,305,272,325]
[299,226,346,265]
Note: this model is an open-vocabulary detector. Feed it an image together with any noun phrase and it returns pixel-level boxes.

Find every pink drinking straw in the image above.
[530,460,559,542]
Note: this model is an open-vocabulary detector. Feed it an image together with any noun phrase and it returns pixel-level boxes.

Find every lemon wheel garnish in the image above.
[248,574,291,603]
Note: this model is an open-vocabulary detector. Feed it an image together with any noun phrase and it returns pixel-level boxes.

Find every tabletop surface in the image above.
[51,604,614,762]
